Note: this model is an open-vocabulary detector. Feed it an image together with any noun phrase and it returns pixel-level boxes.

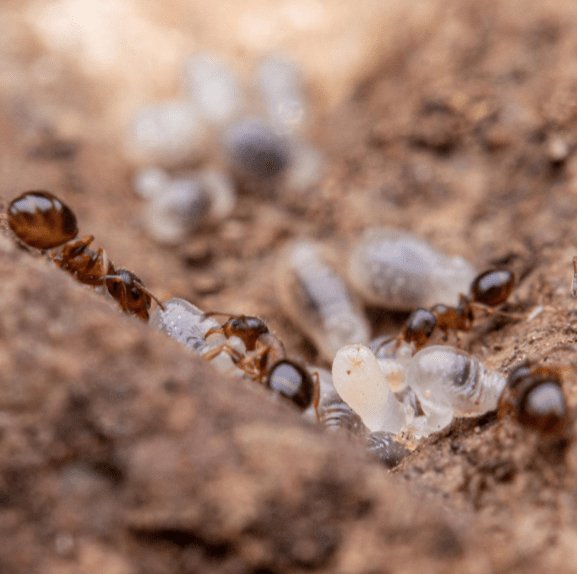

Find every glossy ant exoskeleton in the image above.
[201,312,319,411]
[7,190,162,320]
[398,268,516,350]
[498,361,568,435]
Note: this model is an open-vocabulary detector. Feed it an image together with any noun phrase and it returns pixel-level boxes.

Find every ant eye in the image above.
[130,288,142,301]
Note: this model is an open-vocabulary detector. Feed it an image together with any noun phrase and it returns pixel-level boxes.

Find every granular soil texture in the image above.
[0,1,575,573]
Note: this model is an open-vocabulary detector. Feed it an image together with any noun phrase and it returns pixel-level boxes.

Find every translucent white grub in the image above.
[285,141,324,194]
[184,54,243,126]
[347,228,476,311]
[406,345,506,436]
[126,101,208,168]
[150,297,240,376]
[277,240,371,361]
[143,170,236,245]
[223,117,292,180]
[332,344,406,433]
[256,55,307,134]
[132,167,170,200]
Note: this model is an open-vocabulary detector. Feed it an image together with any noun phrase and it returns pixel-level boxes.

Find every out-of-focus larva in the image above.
[347,228,476,311]
[406,345,506,436]
[331,344,406,433]
[499,361,568,435]
[277,240,371,361]
[184,53,243,126]
[143,170,236,245]
[256,55,307,134]
[125,100,208,168]
[223,117,291,181]
[366,431,410,469]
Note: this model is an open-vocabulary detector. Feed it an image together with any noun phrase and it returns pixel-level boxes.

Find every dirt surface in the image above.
[0,1,576,573]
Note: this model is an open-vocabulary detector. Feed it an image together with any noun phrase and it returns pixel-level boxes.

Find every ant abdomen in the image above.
[347,228,476,310]
[277,240,370,361]
[8,190,78,249]
[499,362,567,435]
[266,359,318,410]
[470,269,515,307]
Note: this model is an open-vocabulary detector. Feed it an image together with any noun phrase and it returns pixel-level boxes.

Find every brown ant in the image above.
[7,190,162,320]
[399,268,516,350]
[202,312,319,412]
[498,361,568,436]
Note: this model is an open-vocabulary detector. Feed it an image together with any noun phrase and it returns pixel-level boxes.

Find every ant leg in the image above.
[204,326,225,338]
[311,371,320,422]
[470,301,526,321]
[202,343,244,364]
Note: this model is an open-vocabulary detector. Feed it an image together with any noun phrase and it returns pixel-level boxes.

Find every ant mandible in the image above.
[7,190,162,320]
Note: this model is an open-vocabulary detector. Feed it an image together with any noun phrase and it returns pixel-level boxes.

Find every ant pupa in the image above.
[499,361,568,435]
[347,228,476,311]
[7,190,161,320]
[277,239,371,361]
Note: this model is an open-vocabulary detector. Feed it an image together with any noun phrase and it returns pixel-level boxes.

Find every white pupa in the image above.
[347,228,476,311]
[331,344,406,433]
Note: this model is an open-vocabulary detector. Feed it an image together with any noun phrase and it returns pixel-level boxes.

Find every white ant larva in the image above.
[406,345,507,436]
[149,297,242,376]
[331,344,406,433]
[277,240,371,361]
[346,228,476,311]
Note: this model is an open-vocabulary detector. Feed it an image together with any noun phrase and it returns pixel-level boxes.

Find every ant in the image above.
[7,190,162,320]
[398,268,517,350]
[498,361,568,436]
[202,312,319,412]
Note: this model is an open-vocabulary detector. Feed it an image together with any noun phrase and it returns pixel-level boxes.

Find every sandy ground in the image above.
[0,1,575,572]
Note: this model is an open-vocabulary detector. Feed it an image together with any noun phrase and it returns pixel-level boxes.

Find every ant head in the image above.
[470,269,515,307]
[223,315,269,349]
[266,359,315,410]
[403,308,437,347]
[105,268,152,320]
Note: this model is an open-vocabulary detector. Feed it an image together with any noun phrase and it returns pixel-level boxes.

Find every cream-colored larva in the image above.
[277,240,371,361]
[347,228,476,311]
[331,344,406,433]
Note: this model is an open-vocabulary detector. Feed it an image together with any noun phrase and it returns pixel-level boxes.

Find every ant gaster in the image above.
[7,190,162,320]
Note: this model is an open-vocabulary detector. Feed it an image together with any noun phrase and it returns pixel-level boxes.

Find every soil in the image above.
[0,1,575,573]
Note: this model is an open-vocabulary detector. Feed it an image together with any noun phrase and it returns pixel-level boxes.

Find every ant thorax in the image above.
[277,239,370,361]
[347,228,476,311]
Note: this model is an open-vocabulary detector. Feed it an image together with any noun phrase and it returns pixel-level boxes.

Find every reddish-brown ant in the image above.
[201,312,319,411]
[7,190,162,320]
[399,268,516,350]
[499,361,568,435]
